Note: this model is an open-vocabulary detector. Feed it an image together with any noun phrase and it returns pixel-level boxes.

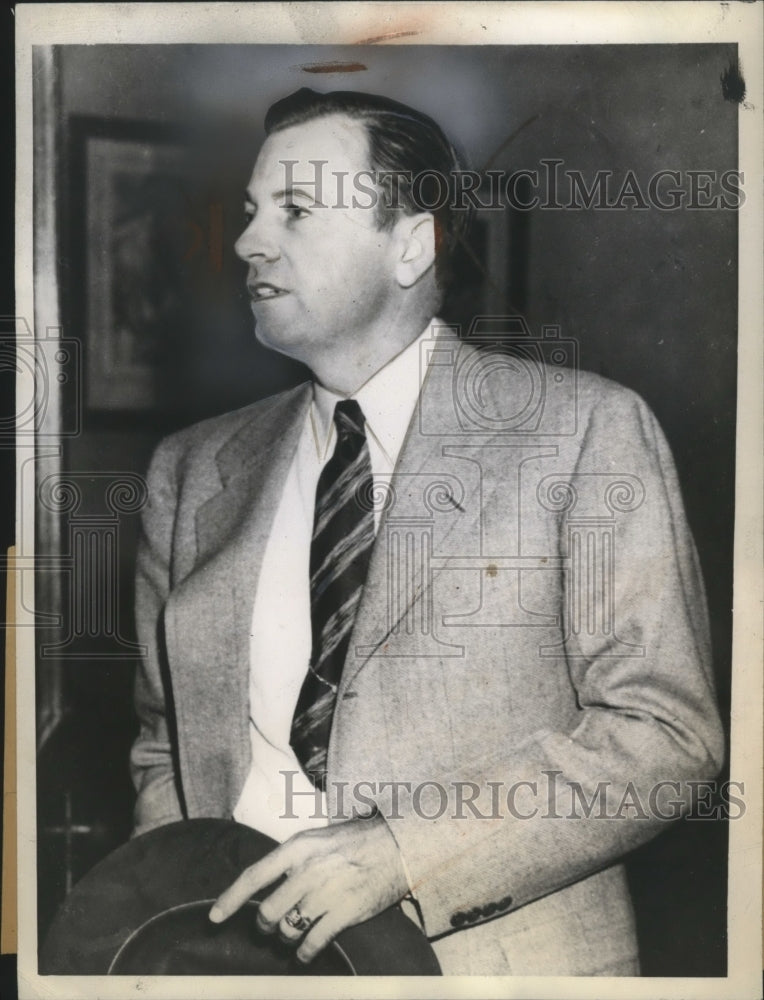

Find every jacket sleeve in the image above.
[385,387,725,939]
[129,437,186,837]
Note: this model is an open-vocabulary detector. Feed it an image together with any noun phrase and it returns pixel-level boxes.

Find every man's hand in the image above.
[209,814,410,964]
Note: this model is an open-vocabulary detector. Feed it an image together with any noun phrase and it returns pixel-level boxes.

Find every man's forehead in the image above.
[250,113,370,187]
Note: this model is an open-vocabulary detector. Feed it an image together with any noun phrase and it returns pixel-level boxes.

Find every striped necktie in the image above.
[290,399,376,789]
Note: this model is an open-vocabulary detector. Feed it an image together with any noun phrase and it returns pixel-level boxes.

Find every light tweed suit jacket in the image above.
[131,337,723,975]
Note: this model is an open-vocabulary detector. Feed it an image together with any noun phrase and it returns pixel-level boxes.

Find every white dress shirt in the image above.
[233,319,441,841]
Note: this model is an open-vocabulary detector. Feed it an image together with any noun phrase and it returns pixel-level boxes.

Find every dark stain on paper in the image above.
[720,59,745,103]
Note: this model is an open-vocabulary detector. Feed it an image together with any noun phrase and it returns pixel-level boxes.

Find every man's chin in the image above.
[253,320,308,364]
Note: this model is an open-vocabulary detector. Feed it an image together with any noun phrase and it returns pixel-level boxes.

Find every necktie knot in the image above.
[334,399,366,441]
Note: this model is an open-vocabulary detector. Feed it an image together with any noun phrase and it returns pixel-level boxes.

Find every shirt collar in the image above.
[310,317,444,465]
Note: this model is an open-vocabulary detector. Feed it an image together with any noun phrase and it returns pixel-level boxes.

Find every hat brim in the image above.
[41,818,441,976]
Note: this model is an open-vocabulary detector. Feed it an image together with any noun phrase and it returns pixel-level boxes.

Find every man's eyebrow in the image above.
[243,187,326,208]
[273,187,326,207]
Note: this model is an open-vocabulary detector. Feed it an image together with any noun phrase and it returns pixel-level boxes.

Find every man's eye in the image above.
[285,203,309,220]
[243,208,255,223]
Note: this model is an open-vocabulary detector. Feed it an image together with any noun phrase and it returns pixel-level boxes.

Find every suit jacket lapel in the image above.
[215,385,313,715]
[167,383,312,815]
[336,358,486,701]
[196,383,312,564]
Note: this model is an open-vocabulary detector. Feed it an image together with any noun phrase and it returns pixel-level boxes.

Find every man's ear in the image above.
[394,214,436,288]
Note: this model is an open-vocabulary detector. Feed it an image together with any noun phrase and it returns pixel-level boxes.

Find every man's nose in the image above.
[234,216,279,263]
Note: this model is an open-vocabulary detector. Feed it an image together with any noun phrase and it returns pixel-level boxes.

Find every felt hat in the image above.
[41,818,441,976]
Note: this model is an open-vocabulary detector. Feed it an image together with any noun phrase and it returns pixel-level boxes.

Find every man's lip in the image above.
[247,282,289,302]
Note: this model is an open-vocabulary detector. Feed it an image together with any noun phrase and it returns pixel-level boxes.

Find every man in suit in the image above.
[130,88,724,975]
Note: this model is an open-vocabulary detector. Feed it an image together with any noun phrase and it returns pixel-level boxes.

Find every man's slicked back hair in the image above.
[264,88,472,290]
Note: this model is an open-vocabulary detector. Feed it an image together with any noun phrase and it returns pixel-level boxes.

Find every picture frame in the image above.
[69,117,197,414]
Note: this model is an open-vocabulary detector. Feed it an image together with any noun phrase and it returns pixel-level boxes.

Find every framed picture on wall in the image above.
[70,118,199,413]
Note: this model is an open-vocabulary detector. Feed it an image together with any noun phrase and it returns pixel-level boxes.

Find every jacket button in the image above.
[450,911,467,928]
[498,894,513,910]
[483,901,499,916]
[466,907,482,923]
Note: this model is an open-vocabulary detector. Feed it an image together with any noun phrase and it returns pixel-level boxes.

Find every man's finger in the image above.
[276,881,333,942]
[295,903,354,964]
[209,845,292,923]
[277,897,328,943]
[257,865,327,933]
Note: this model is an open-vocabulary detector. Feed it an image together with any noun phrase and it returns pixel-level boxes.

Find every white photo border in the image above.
[14,3,763,999]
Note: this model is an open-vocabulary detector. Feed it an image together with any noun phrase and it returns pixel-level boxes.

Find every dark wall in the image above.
[39,44,737,973]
